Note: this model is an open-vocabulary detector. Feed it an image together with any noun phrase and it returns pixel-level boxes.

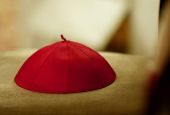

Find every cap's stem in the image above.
[61,34,66,41]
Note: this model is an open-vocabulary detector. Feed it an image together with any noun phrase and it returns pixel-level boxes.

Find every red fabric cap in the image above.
[15,35,116,93]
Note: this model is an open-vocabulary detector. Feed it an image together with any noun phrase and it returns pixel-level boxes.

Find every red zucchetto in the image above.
[15,35,116,93]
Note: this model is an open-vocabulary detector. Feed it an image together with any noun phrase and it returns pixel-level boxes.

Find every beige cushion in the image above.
[0,50,150,115]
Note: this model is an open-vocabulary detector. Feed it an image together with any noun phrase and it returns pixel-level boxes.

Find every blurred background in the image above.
[1,1,170,114]
[0,0,160,57]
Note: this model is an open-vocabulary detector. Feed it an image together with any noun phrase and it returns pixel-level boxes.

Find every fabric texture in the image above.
[0,51,150,115]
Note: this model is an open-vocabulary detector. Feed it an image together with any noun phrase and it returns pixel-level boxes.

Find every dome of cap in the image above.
[15,35,116,93]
